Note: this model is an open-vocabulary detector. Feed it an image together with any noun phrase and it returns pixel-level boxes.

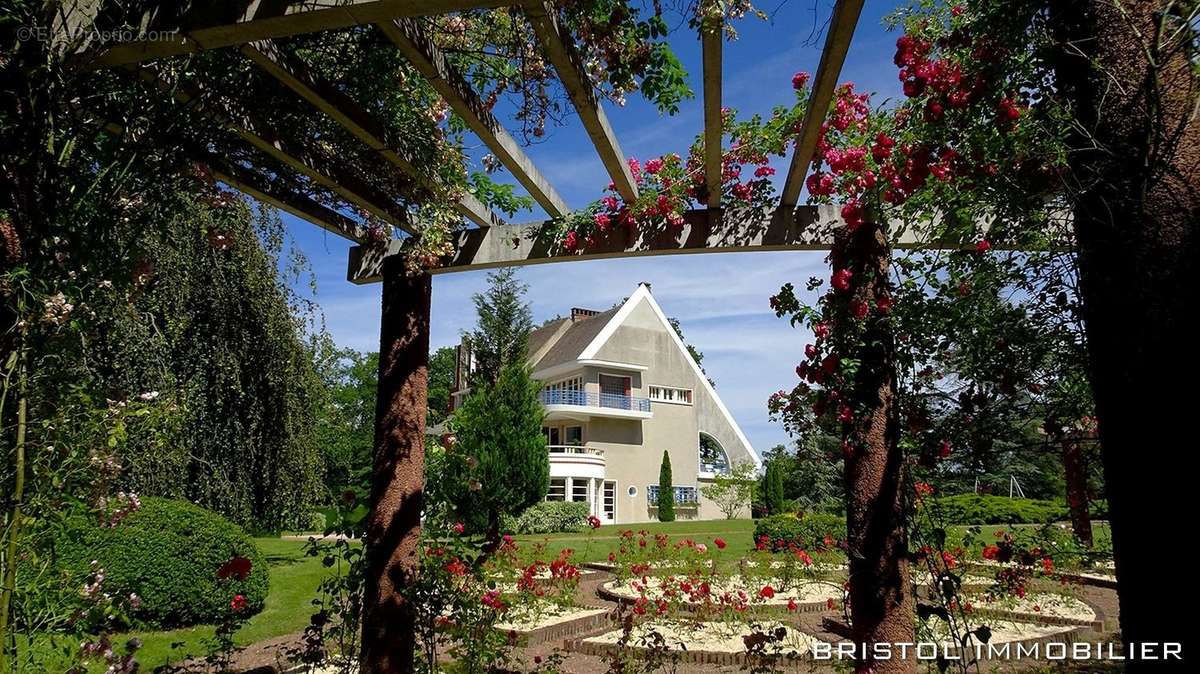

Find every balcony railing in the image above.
[539,389,651,413]
[547,444,605,457]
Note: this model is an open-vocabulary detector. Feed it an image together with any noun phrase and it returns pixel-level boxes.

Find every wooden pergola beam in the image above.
[778,0,866,208]
[212,164,370,243]
[84,0,517,70]
[97,114,367,242]
[701,20,723,209]
[522,1,638,202]
[377,18,569,217]
[346,206,1018,283]
[133,65,413,231]
[240,40,502,229]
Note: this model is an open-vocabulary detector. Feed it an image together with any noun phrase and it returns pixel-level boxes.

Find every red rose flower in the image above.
[792,71,811,90]
[714,537,727,549]
[230,594,247,612]
[759,585,775,599]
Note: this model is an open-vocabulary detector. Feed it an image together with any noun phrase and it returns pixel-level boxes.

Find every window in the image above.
[647,485,700,505]
[649,385,693,405]
[547,478,566,502]
[564,426,583,445]
[571,480,588,503]
[599,374,632,409]
[627,485,638,498]
[699,433,730,475]
[543,377,583,405]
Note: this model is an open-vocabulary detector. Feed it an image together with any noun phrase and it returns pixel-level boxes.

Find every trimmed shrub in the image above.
[501,501,589,534]
[754,513,846,550]
[56,497,268,628]
[924,494,1070,525]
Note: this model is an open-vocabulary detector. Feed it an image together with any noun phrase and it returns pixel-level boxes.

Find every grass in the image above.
[22,537,336,672]
[514,518,758,565]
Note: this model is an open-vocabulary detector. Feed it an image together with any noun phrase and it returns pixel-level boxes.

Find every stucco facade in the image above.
[452,283,758,524]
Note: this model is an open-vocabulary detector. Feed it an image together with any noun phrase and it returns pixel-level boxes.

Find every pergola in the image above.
[65,0,927,669]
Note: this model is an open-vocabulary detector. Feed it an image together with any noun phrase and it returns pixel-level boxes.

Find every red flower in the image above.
[982,544,1000,560]
[563,230,579,252]
[587,515,602,529]
[826,597,836,610]
[714,537,727,549]
[217,556,252,582]
[914,482,935,497]
[787,598,798,612]
[938,440,952,458]
[851,301,870,320]
[759,585,775,599]
[230,594,247,612]
[832,269,853,292]
[792,71,811,90]
[445,557,468,577]
[975,239,992,253]
[876,296,894,314]
[1042,557,1055,574]
[452,521,465,534]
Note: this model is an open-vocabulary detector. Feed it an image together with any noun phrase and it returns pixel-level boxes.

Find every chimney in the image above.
[570,307,599,322]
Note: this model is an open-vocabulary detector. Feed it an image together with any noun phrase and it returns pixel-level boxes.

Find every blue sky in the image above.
[275,2,905,458]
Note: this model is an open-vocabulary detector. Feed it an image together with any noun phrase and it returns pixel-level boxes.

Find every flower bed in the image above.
[600,575,841,613]
[572,619,824,665]
[967,592,1099,628]
[494,605,613,645]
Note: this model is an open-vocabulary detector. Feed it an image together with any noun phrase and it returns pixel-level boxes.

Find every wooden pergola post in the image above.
[362,258,431,672]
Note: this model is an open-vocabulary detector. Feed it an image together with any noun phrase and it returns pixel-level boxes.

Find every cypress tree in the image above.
[764,461,786,515]
[657,450,675,522]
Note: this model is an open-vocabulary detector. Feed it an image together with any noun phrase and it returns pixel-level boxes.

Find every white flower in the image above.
[138,391,160,401]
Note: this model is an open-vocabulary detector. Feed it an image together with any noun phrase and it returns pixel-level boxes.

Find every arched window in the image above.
[699,433,730,475]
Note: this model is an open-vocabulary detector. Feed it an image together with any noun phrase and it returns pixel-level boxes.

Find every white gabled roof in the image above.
[578,284,761,468]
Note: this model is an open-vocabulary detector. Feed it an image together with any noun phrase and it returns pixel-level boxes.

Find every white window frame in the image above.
[648,385,693,405]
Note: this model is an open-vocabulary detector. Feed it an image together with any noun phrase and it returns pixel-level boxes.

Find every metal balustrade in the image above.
[539,388,651,413]
[547,444,605,457]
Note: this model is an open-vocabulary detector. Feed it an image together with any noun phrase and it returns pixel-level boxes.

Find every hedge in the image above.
[501,501,590,534]
[753,513,846,550]
[56,497,268,628]
[923,494,1080,525]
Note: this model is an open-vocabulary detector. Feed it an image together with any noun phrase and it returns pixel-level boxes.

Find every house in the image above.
[451,283,759,524]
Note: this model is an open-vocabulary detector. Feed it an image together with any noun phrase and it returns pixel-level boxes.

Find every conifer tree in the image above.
[657,450,675,522]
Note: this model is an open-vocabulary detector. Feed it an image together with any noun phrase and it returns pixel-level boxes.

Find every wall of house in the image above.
[585,297,754,523]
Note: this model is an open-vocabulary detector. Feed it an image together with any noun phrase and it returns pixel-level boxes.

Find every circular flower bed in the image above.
[601,575,842,612]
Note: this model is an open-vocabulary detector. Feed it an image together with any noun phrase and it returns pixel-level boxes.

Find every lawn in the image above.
[23,537,335,672]
[514,518,758,565]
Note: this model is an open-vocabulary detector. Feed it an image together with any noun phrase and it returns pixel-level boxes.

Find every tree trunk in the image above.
[833,221,914,673]
[1049,0,1198,666]
[1060,434,1093,548]
[360,262,431,673]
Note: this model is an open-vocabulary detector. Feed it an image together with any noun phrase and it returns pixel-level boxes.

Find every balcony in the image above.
[539,389,652,421]
[547,445,606,479]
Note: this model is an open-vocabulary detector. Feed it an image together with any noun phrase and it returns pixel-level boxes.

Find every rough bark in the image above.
[1059,434,1093,548]
[360,261,431,673]
[1048,0,1198,666]
[833,221,914,673]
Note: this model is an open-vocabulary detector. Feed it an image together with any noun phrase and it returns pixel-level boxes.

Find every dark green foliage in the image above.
[55,498,268,628]
[753,513,846,550]
[762,460,787,515]
[468,268,533,387]
[657,451,675,522]
[923,493,1084,525]
[449,361,549,537]
[426,346,457,426]
[311,344,378,502]
[500,501,589,534]
[94,200,325,530]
